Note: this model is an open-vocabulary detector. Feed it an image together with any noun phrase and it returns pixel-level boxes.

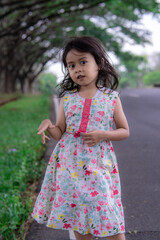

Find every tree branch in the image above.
[0,0,105,38]
[0,0,47,19]
[0,0,46,8]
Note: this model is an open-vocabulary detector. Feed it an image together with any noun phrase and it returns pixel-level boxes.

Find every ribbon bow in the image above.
[74,131,81,138]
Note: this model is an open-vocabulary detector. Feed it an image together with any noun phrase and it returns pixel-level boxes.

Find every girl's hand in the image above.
[37,119,55,144]
[82,130,104,147]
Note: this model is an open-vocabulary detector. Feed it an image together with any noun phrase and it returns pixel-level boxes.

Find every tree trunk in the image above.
[138,78,144,88]
[1,57,8,93]
[11,77,17,92]
[19,77,25,93]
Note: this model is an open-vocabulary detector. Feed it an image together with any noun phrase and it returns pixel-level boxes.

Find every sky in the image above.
[46,14,160,82]
[123,14,160,55]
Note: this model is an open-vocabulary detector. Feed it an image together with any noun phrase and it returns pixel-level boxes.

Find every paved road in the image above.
[114,88,160,240]
[26,88,160,240]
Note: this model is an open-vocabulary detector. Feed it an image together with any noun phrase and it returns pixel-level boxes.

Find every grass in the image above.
[0,94,51,240]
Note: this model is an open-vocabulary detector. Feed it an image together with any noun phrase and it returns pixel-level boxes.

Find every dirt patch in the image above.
[18,180,40,240]
[0,97,21,108]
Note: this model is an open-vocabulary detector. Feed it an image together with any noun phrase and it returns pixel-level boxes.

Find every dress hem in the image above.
[32,215,125,238]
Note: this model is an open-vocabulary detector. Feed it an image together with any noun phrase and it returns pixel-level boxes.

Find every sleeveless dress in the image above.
[32,88,125,237]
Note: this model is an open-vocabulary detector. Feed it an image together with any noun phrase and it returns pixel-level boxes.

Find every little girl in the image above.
[32,36,129,240]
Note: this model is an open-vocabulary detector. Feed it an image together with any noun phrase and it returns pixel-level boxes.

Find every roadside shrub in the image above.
[142,71,160,86]
[0,94,50,239]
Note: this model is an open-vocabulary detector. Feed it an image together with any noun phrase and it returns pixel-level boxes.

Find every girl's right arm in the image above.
[37,97,66,143]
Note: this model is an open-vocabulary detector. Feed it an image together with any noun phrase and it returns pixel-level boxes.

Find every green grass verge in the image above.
[0,94,50,240]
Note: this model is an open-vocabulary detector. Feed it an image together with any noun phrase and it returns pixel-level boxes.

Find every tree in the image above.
[142,71,160,86]
[118,54,148,88]
[0,0,159,93]
[147,52,160,71]
[36,72,57,94]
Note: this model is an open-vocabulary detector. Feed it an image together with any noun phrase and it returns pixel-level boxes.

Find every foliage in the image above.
[147,52,160,71]
[37,72,57,94]
[119,76,131,89]
[118,54,148,88]
[0,94,50,239]
[142,71,160,86]
[0,0,159,93]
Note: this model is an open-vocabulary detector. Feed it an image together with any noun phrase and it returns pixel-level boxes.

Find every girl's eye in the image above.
[69,64,75,69]
[81,60,86,65]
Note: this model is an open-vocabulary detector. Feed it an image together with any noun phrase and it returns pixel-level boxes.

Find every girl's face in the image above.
[66,49,99,89]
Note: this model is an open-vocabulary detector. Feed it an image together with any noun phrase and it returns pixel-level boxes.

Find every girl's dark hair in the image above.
[57,36,119,97]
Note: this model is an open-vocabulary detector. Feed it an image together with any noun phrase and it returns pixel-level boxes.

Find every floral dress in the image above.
[32,88,125,237]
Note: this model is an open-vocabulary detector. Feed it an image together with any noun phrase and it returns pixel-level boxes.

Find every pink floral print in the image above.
[32,88,125,237]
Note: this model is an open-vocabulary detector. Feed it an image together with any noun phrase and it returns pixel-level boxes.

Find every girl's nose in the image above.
[75,66,82,73]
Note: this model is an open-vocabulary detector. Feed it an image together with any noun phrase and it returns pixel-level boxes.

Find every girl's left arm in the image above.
[102,96,130,141]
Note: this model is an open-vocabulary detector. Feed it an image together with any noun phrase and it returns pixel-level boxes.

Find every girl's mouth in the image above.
[77,75,85,80]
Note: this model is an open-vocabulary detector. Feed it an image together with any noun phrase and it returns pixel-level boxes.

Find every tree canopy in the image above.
[0,0,159,93]
[143,70,160,85]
